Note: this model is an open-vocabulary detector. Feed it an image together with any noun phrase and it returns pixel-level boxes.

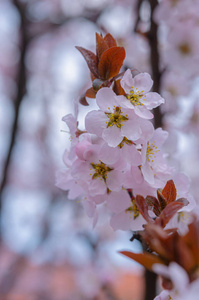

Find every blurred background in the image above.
[0,0,146,299]
[0,0,199,299]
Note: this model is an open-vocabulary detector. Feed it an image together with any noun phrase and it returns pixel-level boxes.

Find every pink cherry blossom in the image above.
[154,290,170,300]
[110,207,147,231]
[164,173,196,233]
[99,139,142,167]
[118,69,164,119]
[85,87,154,147]
[72,137,125,197]
[55,149,85,199]
[55,168,84,199]
[154,262,199,300]
[140,128,172,187]
[165,21,199,75]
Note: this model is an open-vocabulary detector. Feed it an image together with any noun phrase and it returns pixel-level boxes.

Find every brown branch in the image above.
[0,0,28,219]
[134,0,144,33]
[140,2,161,298]
[27,9,103,41]
[148,0,163,129]
[0,254,26,294]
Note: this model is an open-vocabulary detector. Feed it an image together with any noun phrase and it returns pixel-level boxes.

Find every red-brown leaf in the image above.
[162,180,177,203]
[146,195,161,216]
[79,94,89,106]
[98,46,126,80]
[157,189,168,210]
[104,33,117,48]
[96,33,109,59]
[85,87,97,99]
[119,251,165,271]
[182,220,199,266]
[176,197,189,206]
[75,46,99,79]
[135,195,152,222]
[113,79,125,95]
[155,201,185,228]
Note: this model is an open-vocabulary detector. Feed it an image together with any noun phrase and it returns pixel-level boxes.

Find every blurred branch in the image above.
[134,0,143,33]
[27,9,103,41]
[136,1,162,298]
[130,231,157,300]
[0,254,26,294]
[0,2,104,233]
[0,0,28,219]
[148,0,163,129]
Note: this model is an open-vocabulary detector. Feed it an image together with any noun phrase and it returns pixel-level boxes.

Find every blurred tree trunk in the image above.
[144,0,162,299]
[0,0,28,236]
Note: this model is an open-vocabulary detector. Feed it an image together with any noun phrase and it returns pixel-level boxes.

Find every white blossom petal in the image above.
[106,190,131,213]
[102,126,123,147]
[85,110,107,136]
[96,87,118,110]
[133,72,153,93]
[121,120,142,141]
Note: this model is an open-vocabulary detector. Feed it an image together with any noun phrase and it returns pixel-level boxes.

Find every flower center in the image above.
[105,106,128,128]
[118,137,133,148]
[126,198,140,219]
[91,161,112,182]
[177,211,192,224]
[170,0,179,7]
[146,141,160,163]
[179,43,191,56]
[126,87,146,106]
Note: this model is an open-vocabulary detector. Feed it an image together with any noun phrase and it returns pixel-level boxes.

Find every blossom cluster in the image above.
[56,33,195,233]
[56,32,199,300]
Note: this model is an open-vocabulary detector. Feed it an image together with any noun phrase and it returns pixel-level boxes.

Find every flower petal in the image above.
[96,87,117,110]
[106,190,131,213]
[121,69,134,93]
[144,92,165,109]
[85,110,107,136]
[133,72,153,93]
[89,177,107,196]
[106,169,123,191]
[122,144,142,166]
[102,126,123,147]
[142,162,155,185]
[121,120,142,141]
[134,105,154,119]
[99,143,120,164]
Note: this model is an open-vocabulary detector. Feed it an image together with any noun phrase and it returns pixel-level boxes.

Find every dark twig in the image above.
[0,254,26,294]
[0,0,28,219]
[134,0,144,33]
[148,0,163,129]
[142,1,162,299]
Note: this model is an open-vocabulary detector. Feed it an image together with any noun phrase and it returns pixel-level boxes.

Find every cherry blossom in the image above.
[110,201,147,231]
[140,128,172,186]
[154,262,199,300]
[85,87,154,147]
[99,138,142,166]
[118,69,164,119]
[72,135,125,197]
[165,21,199,75]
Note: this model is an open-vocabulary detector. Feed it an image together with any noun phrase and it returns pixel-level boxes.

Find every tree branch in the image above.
[143,1,162,299]
[0,0,28,219]
[148,0,163,129]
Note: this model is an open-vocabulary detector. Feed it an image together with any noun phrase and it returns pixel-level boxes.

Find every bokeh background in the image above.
[1,0,199,299]
[0,1,146,299]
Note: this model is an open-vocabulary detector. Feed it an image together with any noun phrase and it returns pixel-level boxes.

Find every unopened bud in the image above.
[92,79,104,91]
